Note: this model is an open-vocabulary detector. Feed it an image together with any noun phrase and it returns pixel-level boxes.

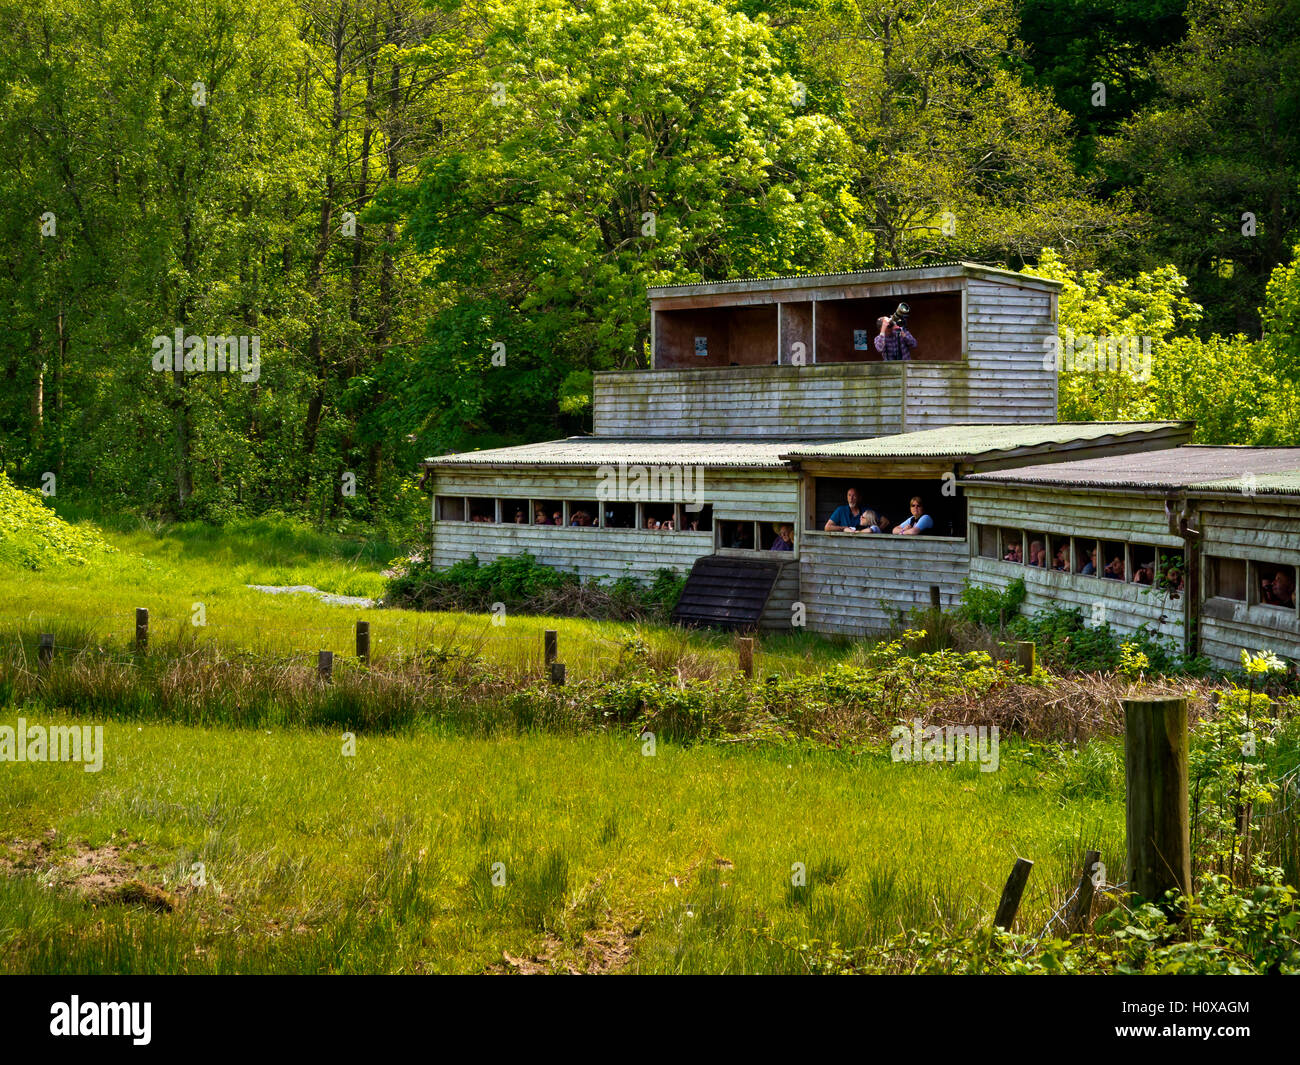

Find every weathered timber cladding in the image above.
[966,485,1183,544]
[902,281,1055,429]
[1197,496,1300,665]
[592,363,905,439]
[969,558,1186,645]
[428,466,800,521]
[760,562,800,631]
[799,534,968,635]
[428,523,711,582]
[966,484,1187,645]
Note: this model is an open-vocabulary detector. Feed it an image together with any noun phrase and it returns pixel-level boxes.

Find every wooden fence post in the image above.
[318,650,334,682]
[355,620,370,664]
[994,857,1033,931]
[544,629,558,667]
[549,661,566,686]
[1016,641,1036,674]
[1067,849,1102,934]
[929,585,941,609]
[38,633,55,672]
[135,608,149,653]
[737,637,754,678]
[1124,696,1190,908]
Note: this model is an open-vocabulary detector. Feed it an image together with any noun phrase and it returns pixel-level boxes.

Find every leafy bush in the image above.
[955,578,1026,630]
[0,472,114,569]
[384,552,685,621]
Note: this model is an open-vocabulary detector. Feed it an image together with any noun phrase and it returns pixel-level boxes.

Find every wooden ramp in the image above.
[672,555,786,630]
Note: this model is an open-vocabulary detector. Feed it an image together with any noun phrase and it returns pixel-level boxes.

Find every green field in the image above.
[0,716,1121,974]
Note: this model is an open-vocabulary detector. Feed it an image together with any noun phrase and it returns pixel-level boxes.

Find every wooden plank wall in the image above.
[966,484,1186,644]
[904,280,1056,429]
[428,523,712,582]
[593,364,906,438]
[798,534,969,635]
[426,466,802,582]
[1197,496,1300,666]
[759,562,800,631]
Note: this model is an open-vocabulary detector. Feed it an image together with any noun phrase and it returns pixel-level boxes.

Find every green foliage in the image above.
[0,472,113,569]
[1007,604,1201,674]
[955,577,1026,630]
[384,552,684,620]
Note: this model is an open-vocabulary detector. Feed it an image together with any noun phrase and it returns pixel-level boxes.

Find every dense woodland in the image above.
[1,0,1298,523]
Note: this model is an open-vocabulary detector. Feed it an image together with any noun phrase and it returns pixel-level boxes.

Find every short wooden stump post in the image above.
[549,661,566,686]
[544,629,558,667]
[355,620,370,665]
[994,857,1033,930]
[135,607,149,654]
[1124,696,1190,909]
[738,637,754,678]
[1016,641,1036,674]
[318,650,334,683]
[38,633,55,673]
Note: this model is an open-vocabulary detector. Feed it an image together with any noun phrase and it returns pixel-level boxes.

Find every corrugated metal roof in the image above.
[647,261,1062,294]
[422,437,812,469]
[964,446,1300,493]
[782,422,1186,460]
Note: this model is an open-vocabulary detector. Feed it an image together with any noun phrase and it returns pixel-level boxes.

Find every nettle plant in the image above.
[1190,649,1287,883]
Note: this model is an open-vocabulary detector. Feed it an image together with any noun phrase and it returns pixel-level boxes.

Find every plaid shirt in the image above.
[874,328,917,361]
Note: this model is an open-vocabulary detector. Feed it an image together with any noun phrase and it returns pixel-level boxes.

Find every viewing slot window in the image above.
[1074,538,1100,576]
[1127,544,1159,586]
[533,500,563,526]
[1100,539,1126,581]
[681,504,713,532]
[1251,559,1297,612]
[467,497,496,523]
[1208,556,1247,601]
[1047,534,1071,573]
[1156,549,1186,599]
[813,291,963,363]
[1000,528,1024,564]
[565,501,598,528]
[603,501,637,528]
[435,496,466,522]
[1025,531,1050,569]
[720,520,757,550]
[813,476,965,537]
[976,524,998,559]
[642,503,677,531]
[501,499,530,525]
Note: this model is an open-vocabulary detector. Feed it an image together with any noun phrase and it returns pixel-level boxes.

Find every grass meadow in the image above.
[0,716,1122,974]
[0,513,1128,974]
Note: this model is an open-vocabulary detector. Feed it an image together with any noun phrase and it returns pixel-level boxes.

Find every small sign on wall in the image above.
[853,329,869,351]
[694,336,708,356]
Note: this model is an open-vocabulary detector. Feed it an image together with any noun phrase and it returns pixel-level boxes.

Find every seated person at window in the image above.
[663,518,675,531]
[569,510,593,527]
[770,523,794,551]
[892,497,933,535]
[470,512,493,523]
[534,506,550,525]
[1079,547,1097,575]
[874,316,918,362]
[1262,569,1296,609]
[1163,565,1184,598]
[645,517,661,530]
[685,517,701,531]
[1052,544,1070,572]
[825,487,870,532]
[1132,558,1155,585]
[1027,540,1046,567]
[1103,556,1125,580]
[551,510,563,526]
[513,508,527,524]
[728,522,752,549]
[1003,542,1023,563]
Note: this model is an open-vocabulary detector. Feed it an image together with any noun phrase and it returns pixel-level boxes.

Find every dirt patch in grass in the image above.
[494,918,643,975]
[0,831,178,911]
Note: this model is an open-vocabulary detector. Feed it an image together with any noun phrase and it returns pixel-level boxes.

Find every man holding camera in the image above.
[874,310,917,361]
